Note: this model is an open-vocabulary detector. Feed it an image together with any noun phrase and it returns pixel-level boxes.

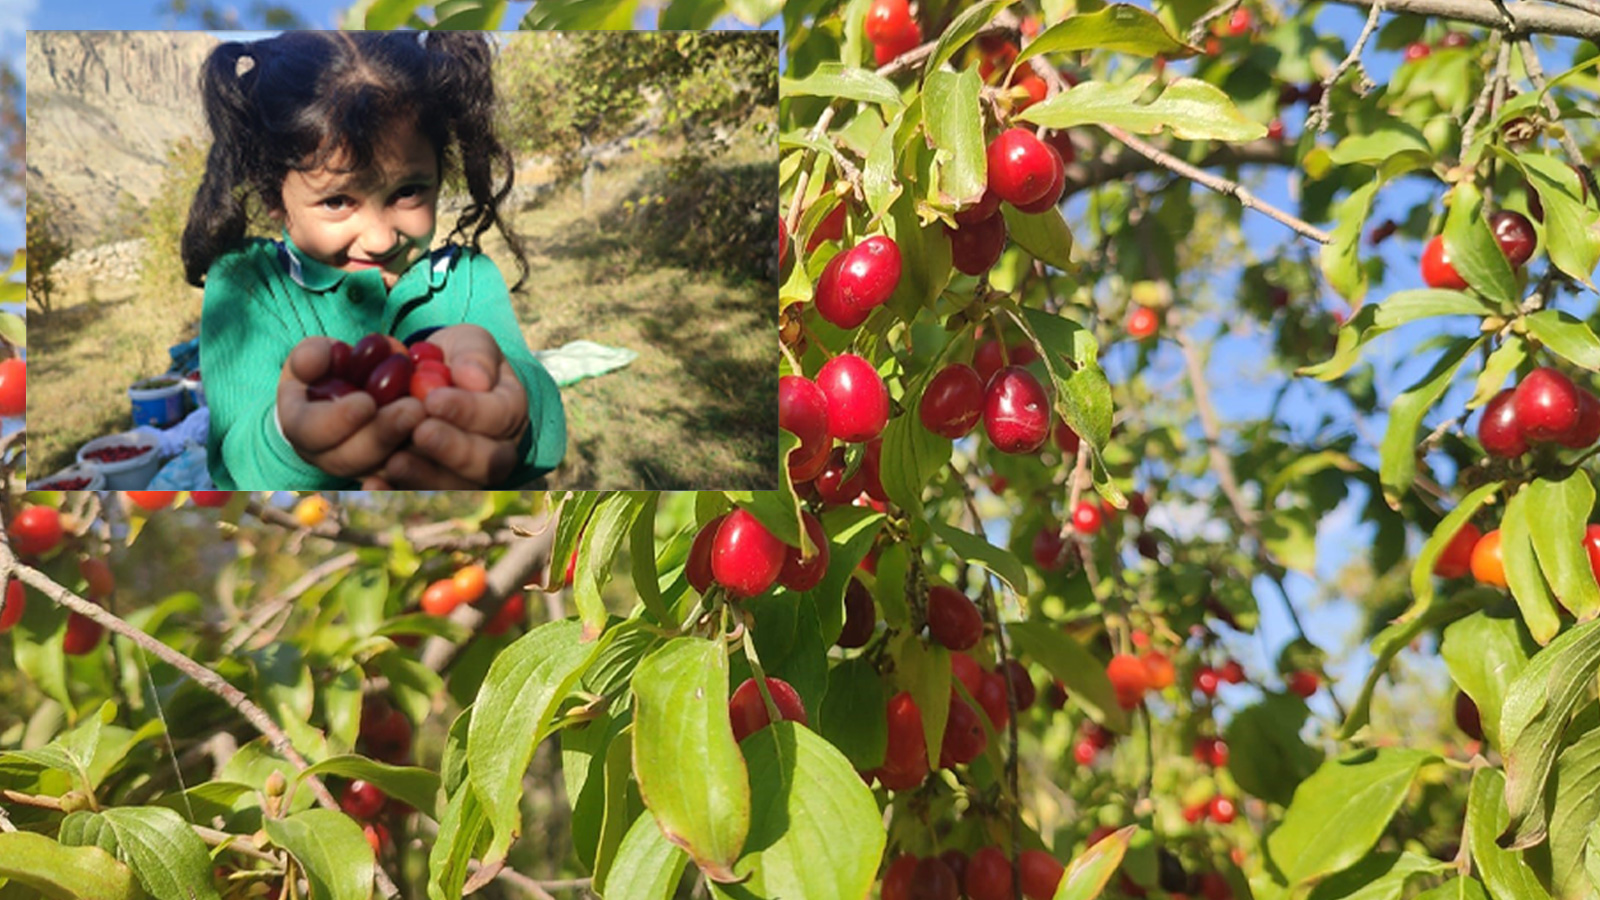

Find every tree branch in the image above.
[1326,0,1600,42]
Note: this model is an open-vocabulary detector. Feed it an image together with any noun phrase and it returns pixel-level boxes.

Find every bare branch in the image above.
[1308,0,1384,135]
[1327,0,1600,41]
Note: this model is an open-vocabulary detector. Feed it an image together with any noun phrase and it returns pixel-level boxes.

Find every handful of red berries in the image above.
[83,444,152,463]
[307,333,454,406]
[1478,366,1600,458]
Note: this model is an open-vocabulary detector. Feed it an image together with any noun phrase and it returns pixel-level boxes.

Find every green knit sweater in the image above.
[199,235,565,489]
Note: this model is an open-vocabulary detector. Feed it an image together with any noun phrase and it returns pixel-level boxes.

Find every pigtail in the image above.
[422,32,529,292]
[180,42,258,287]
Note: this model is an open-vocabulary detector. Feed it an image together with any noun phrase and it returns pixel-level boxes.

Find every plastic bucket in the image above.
[129,376,185,428]
[76,432,162,489]
[30,463,106,491]
[181,370,205,409]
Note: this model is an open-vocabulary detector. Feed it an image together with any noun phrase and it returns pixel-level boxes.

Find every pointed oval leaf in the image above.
[921,0,1005,76]
[1525,309,1600,372]
[0,832,141,900]
[1019,5,1189,63]
[929,520,1029,598]
[820,656,889,770]
[1054,825,1135,900]
[1443,182,1518,306]
[1226,694,1325,805]
[76,807,222,900]
[709,723,885,899]
[923,68,986,208]
[1379,338,1481,508]
[1020,76,1266,142]
[1467,767,1551,900]
[297,755,441,820]
[263,808,374,900]
[604,810,692,900]
[633,637,750,882]
[1264,748,1437,889]
[1007,621,1128,733]
[1499,617,1600,849]
[468,618,604,865]
[781,63,904,109]
[1524,473,1600,619]
[1441,609,1537,748]
[1501,486,1565,645]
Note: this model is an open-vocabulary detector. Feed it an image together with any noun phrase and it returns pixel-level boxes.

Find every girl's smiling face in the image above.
[273,118,441,289]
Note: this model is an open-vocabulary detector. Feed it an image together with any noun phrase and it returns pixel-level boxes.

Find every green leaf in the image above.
[1441,609,1538,748]
[364,0,425,28]
[807,507,886,645]
[1327,123,1433,168]
[1511,150,1600,288]
[1525,473,1600,619]
[550,492,604,591]
[1339,593,1478,741]
[1053,825,1134,900]
[1469,337,1525,409]
[1500,617,1600,849]
[922,68,987,208]
[1501,485,1566,645]
[426,784,489,900]
[1412,878,1490,900]
[890,632,950,766]
[1525,309,1600,372]
[1226,693,1325,806]
[886,186,954,321]
[0,832,140,900]
[1019,5,1189,63]
[603,811,691,900]
[575,493,653,639]
[60,807,220,900]
[1467,767,1551,900]
[520,0,637,28]
[1007,621,1128,733]
[1444,182,1519,306]
[880,404,952,520]
[722,0,779,24]
[1406,481,1501,620]
[1019,76,1266,142]
[819,655,889,771]
[781,63,903,109]
[1259,507,1316,573]
[632,637,750,882]
[1304,852,1449,900]
[297,755,441,820]
[930,520,1029,598]
[1299,289,1497,382]
[709,723,885,899]
[589,726,638,890]
[468,618,603,866]
[263,809,374,900]
[1001,203,1075,271]
[630,493,672,624]
[1546,719,1600,899]
[921,0,1005,76]
[1011,305,1110,452]
[1378,337,1481,508]
[1264,748,1437,891]
[1319,182,1378,304]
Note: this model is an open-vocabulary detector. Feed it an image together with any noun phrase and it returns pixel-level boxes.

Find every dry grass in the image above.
[26,140,777,488]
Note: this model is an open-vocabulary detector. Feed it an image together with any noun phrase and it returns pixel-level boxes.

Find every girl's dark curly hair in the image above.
[180,31,527,290]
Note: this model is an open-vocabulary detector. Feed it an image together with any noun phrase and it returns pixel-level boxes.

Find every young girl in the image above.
[181,31,565,489]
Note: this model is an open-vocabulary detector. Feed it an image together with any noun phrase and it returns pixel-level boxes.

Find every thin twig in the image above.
[1187,0,1245,44]
[1459,35,1510,157]
[1514,36,1600,200]
[1329,0,1600,41]
[1309,0,1384,135]
[221,551,361,654]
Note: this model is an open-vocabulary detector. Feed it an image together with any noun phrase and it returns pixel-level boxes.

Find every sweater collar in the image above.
[278,231,456,295]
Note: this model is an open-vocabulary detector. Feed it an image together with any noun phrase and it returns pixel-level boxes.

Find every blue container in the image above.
[129,376,185,428]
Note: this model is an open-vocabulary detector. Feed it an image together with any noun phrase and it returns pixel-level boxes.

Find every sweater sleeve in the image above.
[201,243,350,490]
[455,250,567,485]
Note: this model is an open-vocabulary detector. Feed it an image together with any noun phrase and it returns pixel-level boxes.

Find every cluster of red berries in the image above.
[1433,515,1600,597]
[1192,659,1246,697]
[1478,366,1600,458]
[946,129,1069,276]
[1183,794,1239,825]
[36,477,92,490]
[307,334,453,406]
[782,357,892,510]
[1193,735,1230,768]
[1104,648,1176,709]
[83,443,152,463]
[1072,719,1115,765]
[865,0,922,66]
[685,507,830,601]
[1420,210,1536,290]
[882,846,1065,900]
[420,564,487,616]
[1402,30,1472,62]
[919,353,1052,455]
[814,235,903,330]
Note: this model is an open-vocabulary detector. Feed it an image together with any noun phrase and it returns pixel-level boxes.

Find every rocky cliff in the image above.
[25,32,217,246]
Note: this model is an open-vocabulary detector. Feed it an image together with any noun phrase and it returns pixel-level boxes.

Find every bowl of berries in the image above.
[29,462,106,491]
[76,430,162,489]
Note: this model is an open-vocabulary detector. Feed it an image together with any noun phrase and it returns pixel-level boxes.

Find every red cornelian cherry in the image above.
[910,857,961,900]
[728,676,808,742]
[780,374,832,463]
[1012,143,1066,214]
[814,447,868,507]
[817,354,890,443]
[1513,367,1582,442]
[1584,524,1600,584]
[340,780,387,820]
[1559,389,1600,449]
[0,358,24,418]
[190,490,232,507]
[812,252,870,331]
[1420,235,1468,290]
[1107,653,1150,709]
[1288,669,1319,698]
[805,195,848,253]
[1071,500,1103,535]
[965,847,1014,900]
[10,505,63,556]
[881,691,929,788]
[1434,522,1483,579]
[983,366,1051,454]
[836,235,903,314]
[986,128,1060,208]
[1489,210,1537,268]
[872,19,923,66]
[926,586,983,651]
[1018,850,1065,900]
[0,579,23,632]
[711,509,787,599]
[63,606,104,656]
[881,855,919,900]
[1226,6,1252,35]
[940,691,988,767]
[1219,659,1246,685]
[777,510,830,593]
[864,0,914,43]
[1208,795,1238,824]
[976,671,1011,730]
[919,364,986,439]
[1032,524,1065,571]
[126,491,177,511]
[837,579,877,648]
[947,212,1009,276]
[1127,305,1159,340]
[954,188,1001,227]
[1455,690,1484,741]
[1479,388,1529,457]
[1004,659,1037,710]
[1403,41,1432,62]
[1194,666,1221,697]
[685,514,725,594]
[950,651,984,698]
